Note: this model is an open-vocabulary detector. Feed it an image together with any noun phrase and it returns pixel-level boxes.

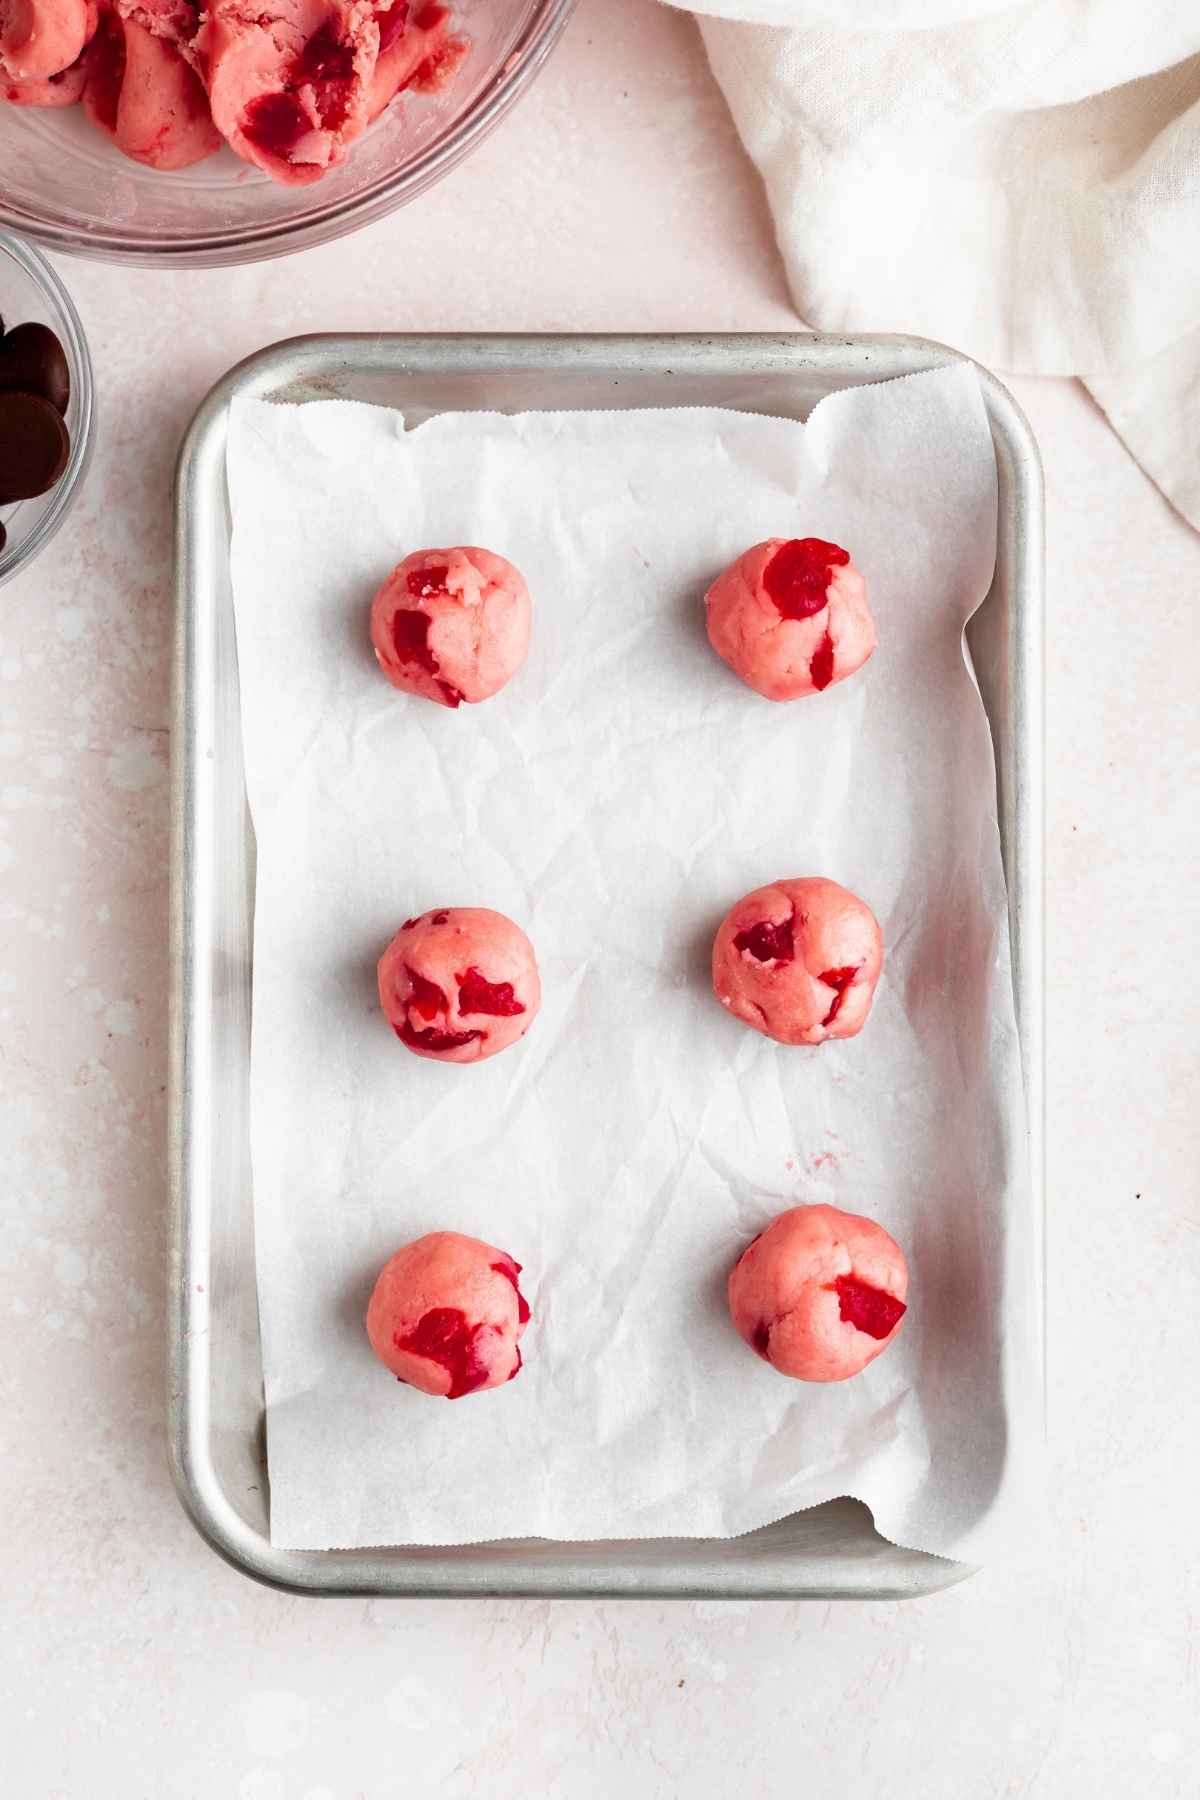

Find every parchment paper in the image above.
[226,365,1041,1556]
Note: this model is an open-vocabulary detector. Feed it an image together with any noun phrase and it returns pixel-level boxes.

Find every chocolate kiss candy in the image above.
[0,391,71,503]
[0,322,71,415]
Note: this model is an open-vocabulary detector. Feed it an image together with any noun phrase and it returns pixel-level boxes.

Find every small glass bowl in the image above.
[0,0,574,268]
[0,233,94,588]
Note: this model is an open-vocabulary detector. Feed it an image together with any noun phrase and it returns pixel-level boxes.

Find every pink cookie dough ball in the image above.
[728,1204,908,1383]
[712,876,883,1047]
[370,546,532,710]
[0,0,91,80]
[2,47,88,103]
[367,0,465,123]
[83,9,220,170]
[366,1231,531,1398]
[705,537,876,701]
[200,0,377,187]
[378,906,540,1064]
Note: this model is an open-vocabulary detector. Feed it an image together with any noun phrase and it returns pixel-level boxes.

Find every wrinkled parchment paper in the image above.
[226,366,1041,1555]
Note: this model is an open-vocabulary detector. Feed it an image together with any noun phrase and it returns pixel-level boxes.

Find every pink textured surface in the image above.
[705,537,876,700]
[727,1203,907,1384]
[83,8,219,170]
[365,1230,529,1396]
[370,545,532,707]
[1,0,456,178]
[712,876,884,1046]
[0,0,90,79]
[201,0,379,184]
[2,0,1199,1788]
[377,905,540,1062]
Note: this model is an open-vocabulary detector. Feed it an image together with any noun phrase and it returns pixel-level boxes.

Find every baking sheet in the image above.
[226,363,1040,1557]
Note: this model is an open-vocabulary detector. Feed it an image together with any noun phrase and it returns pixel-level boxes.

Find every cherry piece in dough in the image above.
[456,965,525,1016]
[833,1273,906,1340]
[762,536,848,620]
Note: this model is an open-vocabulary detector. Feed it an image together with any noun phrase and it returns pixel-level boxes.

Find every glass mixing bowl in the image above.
[0,0,574,267]
[0,233,94,587]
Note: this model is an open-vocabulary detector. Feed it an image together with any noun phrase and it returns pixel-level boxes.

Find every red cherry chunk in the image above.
[734,919,794,964]
[457,966,525,1017]
[763,537,848,622]
[406,564,449,598]
[404,964,446,1021]
[833,1274,906,1340]
[396,1307,491,1398]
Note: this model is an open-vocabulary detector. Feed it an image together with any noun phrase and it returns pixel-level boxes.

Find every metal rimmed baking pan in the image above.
[169,333,1044,1598]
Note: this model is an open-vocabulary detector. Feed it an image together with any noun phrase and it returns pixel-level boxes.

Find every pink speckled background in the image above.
[2,1,1199,1793]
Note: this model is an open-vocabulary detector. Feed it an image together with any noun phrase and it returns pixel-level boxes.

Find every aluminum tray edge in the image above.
[169,332,1042,1599]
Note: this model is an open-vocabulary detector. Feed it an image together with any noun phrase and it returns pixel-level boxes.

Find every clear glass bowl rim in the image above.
[0,232,94,587]
[0,0,576,268]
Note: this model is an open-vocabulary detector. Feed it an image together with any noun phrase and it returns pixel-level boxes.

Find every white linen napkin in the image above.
[674,0,1200,530]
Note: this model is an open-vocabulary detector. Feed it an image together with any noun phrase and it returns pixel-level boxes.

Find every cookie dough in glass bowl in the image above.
[0,0,574,266]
